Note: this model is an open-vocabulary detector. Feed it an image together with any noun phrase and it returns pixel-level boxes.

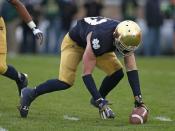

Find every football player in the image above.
[18,16,147,119]
[0,0,43,96]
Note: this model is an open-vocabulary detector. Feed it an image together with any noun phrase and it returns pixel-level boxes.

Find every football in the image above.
[129,107,148,124]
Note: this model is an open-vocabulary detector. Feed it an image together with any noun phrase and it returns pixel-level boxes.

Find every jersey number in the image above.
[84,17,107,25]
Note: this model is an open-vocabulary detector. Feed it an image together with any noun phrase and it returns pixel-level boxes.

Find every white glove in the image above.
[97,98,115,119]
[32,28,43,45]
[99,105,115,119]
[27,21,43,45]
[32,28,42,35]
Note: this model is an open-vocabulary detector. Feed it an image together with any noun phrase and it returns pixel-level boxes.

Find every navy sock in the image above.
[99,69,124,98]
[34,79,70,96]
[82,74,101,101]
[127,70,141,96]
[2,65,19,82]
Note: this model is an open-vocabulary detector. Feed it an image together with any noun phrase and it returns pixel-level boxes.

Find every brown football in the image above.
[129,107,148,124]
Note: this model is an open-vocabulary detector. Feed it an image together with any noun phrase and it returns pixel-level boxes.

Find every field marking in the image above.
[63,115,80,121]
[154,116,173,122]
[0,127,8,131]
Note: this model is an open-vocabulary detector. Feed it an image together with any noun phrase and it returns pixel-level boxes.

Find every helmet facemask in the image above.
[113,20,141,56]
[114,37,137,56]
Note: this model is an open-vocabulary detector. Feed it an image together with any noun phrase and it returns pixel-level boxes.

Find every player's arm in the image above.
[8,0,32,23]
[82,32,115,119]
[8,0,43,44]
[124,53,137,71]
[82,32,96,75]
[124,53,144,107]
[82,32,101,100]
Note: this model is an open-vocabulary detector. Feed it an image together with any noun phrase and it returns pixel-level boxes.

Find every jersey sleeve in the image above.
[91,31,104,56]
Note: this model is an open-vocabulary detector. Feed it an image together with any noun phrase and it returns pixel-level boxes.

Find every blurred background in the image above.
[0,0,174,57]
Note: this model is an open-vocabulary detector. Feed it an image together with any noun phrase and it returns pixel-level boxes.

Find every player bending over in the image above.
[18,16,148,119]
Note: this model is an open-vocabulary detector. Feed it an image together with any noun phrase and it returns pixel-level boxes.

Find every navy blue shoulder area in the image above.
[69,17,119,56]
[90,20,118,56]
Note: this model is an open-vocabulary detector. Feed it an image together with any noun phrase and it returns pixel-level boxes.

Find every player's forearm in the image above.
[82,74,101,101]
[124,53,137,71]
[127,70,142,97]
[10,0,33,23]
[83,32,96,75]
[124,53,141,97]
[82,57,96,75]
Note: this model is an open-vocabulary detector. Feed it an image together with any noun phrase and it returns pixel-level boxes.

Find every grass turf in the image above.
[0,55,175,131]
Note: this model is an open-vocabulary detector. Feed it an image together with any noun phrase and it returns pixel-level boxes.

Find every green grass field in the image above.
[0,55,175,131]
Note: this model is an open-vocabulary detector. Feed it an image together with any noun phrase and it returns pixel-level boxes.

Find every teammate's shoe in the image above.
[96,98,115,119]
[16,73,28,96]
[18,88,35,118]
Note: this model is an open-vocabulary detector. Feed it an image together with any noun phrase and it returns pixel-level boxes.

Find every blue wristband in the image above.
[127,70,141,96]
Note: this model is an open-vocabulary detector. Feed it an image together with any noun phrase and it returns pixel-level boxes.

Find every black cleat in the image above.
[18,88,35,118]
[16,73,28,96]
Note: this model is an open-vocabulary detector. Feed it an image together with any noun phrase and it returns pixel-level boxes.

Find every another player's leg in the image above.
[18,79,70,117]
[0,17,28,96]
[2,65,28,96]
[0,43,28,95]
[18,33,83,118]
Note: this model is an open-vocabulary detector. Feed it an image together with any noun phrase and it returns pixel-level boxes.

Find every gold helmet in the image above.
[113,20,142,56]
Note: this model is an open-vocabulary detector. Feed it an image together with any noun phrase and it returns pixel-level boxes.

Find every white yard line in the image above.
[63,115,80,121]
[0,127,8,131]
[154,116,173,122]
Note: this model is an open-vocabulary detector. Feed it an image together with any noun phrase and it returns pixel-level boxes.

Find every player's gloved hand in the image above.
[135,96,149,111]
[32,28,43,45]
[97,98,115,119]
